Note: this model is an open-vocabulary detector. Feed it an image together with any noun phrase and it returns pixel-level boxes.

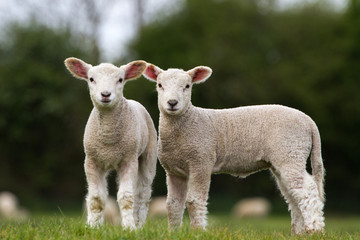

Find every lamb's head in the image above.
[143,64,212,115]
[65,57,146,109]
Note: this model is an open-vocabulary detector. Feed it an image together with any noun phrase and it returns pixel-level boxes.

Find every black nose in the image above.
[101,92,111,97]
[168,99,178,108]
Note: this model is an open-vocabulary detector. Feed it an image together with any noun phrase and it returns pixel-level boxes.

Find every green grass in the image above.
[1,214,359,240]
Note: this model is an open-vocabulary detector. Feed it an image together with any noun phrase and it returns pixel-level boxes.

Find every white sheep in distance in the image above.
[231,197,271,219]
[143,64,325,235]
[148,196,167,218]
[0,191,29,220]
[65,58,157,229]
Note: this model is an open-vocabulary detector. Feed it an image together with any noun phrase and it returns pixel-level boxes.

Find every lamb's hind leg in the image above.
[271,168,304,234]
[296,172,325,233]
[117,157,138,230]
[166,174,188,229]
[85,158,108,227]
[273,165,325,234]
[133,152,157,227]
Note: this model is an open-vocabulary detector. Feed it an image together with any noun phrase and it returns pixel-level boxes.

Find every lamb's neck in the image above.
[159,104,196,134]
[95,99,125,137]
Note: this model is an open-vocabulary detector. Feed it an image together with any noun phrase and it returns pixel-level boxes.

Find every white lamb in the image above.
[143,64,325,234]
[65,58,157,229]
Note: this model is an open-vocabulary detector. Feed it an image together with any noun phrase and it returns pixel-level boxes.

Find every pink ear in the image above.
[187,66,212,84]
[65,57,91,79]
[145,65,158,80]
[193,69,209,82]
[124,60,146,80]
[71,61,88,78]
[143,64,163,82]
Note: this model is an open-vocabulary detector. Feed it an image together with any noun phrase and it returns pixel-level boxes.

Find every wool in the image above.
[143,64,325,234]
[65,58,157,229]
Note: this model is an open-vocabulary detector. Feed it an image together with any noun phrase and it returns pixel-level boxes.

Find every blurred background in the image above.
[0,0,359,217]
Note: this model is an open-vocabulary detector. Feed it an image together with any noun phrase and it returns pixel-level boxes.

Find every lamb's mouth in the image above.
[101,99,111,103]
[166,108,180,114]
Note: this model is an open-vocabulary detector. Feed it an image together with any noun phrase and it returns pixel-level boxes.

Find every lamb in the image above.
[143,64,325,234]
[65,58,157,229]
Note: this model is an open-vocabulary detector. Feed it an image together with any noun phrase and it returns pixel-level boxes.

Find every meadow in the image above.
[1,213,359,240]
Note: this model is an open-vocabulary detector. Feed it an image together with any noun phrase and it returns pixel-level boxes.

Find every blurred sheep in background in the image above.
[148,196,167,218]
[231,197,271,219]
[0,191,29,220]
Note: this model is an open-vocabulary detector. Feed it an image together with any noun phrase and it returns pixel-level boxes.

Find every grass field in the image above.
[1,213,359,240]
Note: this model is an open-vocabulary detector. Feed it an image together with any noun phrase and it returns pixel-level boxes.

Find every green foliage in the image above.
[0,21,95,200]
[129,0,360,211]
[0,215,359,240]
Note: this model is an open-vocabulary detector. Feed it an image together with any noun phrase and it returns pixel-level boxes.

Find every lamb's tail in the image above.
[310,119,325,203]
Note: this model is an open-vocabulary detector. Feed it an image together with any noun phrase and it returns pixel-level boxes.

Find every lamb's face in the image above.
[65,58,146,110]
[156,69,193,115]
[143,64,213,116]
[87,63,125,108]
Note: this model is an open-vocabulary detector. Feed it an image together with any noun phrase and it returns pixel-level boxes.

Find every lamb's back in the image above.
[207,104,313,173]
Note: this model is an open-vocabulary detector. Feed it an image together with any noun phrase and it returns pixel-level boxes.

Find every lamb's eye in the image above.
[185,84,190,89]
[119,78,123,83]
[158,83,162,88]
[89,77,94,82]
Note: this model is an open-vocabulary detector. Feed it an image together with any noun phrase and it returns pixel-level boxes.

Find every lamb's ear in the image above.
[143,64,163,82]
[64,57,92,80]
[122,60,147,81]
[187,66,212,84]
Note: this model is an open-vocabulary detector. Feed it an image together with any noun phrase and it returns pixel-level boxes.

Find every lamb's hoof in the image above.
[122,223,137,231]
[168,223,183,231]
[86,221,103,228]
[291,224,304,235]
[305,228,325,235]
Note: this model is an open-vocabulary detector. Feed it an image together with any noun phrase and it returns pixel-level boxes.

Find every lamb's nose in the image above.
[101,92,111,97]
[168,99,178,108]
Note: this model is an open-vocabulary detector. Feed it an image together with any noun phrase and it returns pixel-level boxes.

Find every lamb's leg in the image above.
[166,174,188,229]
[133,153,156,228]
[85,158,108,227]
[271,168,304,234]
[117,158,138,230]
[294,172,325,233]
[273,166,325,234]
[186,171,211,229]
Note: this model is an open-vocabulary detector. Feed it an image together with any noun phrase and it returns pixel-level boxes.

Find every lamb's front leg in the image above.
[166,174,188,229]
[85,158,108,227]
[117,157,138,230]
[186,170,212,229]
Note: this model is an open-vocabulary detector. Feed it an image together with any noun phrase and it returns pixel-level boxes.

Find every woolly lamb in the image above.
[143,64,325,234]
[65,58,157,229]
